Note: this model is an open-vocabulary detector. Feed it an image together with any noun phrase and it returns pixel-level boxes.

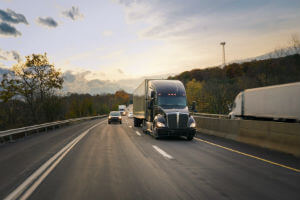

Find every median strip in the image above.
[194,138,300,173]
[4,121,105,200]
[152,145,174,159]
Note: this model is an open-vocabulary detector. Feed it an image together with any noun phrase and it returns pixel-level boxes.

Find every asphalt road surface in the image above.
[0,117,299,200]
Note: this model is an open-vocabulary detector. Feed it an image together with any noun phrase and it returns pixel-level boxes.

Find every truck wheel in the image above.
[186,135,194,141]
[153,124,160,139]
[134,118,138,127]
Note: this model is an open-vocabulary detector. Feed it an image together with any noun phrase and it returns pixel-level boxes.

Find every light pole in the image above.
[220,42,226,67]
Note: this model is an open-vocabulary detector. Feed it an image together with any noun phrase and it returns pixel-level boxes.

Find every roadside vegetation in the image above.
[170,54,300,114]
[0,54,130,131]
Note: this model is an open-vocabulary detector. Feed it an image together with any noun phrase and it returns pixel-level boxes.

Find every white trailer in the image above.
[229,82,300,121]
[118,105,126,116]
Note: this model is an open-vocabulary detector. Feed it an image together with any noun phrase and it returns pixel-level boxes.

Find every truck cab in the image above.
[133,80,196,140]
[229,92,243,119]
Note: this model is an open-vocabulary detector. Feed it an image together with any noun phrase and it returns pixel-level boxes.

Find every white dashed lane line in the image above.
[152,145,174,160]
[135,131,141,136]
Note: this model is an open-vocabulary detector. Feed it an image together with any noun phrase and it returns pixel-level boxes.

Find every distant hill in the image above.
[169,54,300,114]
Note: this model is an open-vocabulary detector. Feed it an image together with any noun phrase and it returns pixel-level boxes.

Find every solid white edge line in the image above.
[152,145,174,159]
[4,120,104,200]
[135,131,141,136]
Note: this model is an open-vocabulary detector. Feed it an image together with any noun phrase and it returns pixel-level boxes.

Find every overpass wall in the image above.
[194,116,300,157]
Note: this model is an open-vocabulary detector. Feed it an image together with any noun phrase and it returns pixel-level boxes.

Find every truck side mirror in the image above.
[191,101,196,112]
[151,91,156,99]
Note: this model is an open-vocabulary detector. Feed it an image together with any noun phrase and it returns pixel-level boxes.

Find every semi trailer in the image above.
[229,82,300,122]
[118,105,126,116]
[133,79,196,140]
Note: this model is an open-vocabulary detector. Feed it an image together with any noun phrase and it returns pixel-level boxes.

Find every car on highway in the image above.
[108,111,122,124]
[127,112,133,118]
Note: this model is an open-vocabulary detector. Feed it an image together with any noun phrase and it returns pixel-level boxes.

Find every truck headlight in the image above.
[189,122,196,128]
[156,121,165,128]
[108,116,111,119]
[118,116,122,119]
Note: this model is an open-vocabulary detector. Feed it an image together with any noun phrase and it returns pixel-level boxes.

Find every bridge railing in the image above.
[0,115,107,142]
[193,112,229,119]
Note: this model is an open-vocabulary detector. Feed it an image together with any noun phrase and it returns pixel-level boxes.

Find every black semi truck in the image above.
[133,79,196,140]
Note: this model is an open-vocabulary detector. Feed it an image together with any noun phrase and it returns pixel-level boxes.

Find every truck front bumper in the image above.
[156,128,196,137]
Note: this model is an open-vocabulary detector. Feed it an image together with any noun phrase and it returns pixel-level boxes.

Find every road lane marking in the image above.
[4,120,105,200]
[136,131,141,136]
[194,137,300,173]
[152,145,174,159]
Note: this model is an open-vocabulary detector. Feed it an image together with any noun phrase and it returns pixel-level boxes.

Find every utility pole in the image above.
[220,42,226,67]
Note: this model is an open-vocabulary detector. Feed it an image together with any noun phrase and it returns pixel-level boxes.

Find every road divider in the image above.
[194,116,300,157]
[152,145,174,160]
[0,115,107,143]
[4,121,104,200]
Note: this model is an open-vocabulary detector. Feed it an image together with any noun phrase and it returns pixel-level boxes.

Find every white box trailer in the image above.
[229,82,300,121]
[118,105,126,116]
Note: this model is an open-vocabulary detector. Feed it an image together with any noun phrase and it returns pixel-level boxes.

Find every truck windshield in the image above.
[157,96,187,108]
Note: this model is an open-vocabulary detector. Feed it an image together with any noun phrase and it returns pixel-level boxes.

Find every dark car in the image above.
[108,111,122,124]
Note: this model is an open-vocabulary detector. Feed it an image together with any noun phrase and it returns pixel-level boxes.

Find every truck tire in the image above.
[186,135,194,141]
[134,118,138,127]
[152,124,160,139]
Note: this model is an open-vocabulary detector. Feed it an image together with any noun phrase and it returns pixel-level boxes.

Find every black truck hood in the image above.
[159,106,189,115]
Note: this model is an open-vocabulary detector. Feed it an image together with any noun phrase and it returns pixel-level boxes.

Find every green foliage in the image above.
[0,53,64,122]
[0,53,130,131]
[170,54,300,114]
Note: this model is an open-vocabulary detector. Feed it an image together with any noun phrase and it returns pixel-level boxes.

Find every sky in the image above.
[1,0,300,93]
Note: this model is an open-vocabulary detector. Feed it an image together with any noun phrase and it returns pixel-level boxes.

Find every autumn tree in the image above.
[186,79,206,112]
[0,53,63,122]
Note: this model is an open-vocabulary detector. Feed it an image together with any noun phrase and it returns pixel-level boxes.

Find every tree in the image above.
[290,33,300,54]
[0,53,63,122]
[186,79,206,112]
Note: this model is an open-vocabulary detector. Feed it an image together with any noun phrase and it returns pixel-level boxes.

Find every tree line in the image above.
[0,54,130,131]
[169,54,300,114]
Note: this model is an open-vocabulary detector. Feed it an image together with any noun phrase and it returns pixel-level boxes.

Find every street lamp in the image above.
[220,42,226,67]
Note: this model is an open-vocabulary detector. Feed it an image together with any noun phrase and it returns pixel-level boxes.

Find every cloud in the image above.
[0,8,28,25]
[36,17,58,28]
[115,0,300,40]
[0,48,21,62]
[62,70,173,94]
[102,30,113,37]
[117,69,124,74]
[0,66,12,82]
[63,70,127,94]
[62,6,83,21]
[0,22,21,37]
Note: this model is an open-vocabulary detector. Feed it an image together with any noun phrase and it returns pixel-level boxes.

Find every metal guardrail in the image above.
[0,115,107,141]
[193,112,229,119]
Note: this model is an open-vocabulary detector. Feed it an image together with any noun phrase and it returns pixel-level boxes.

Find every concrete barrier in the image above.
[194,116,300,157]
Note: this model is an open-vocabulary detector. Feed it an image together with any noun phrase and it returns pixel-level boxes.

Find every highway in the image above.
[0,117,299,200]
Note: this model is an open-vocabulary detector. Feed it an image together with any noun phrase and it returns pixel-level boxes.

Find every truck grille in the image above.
[167,113,188,129]
[179,114,188,128]
[167,114,177,129]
